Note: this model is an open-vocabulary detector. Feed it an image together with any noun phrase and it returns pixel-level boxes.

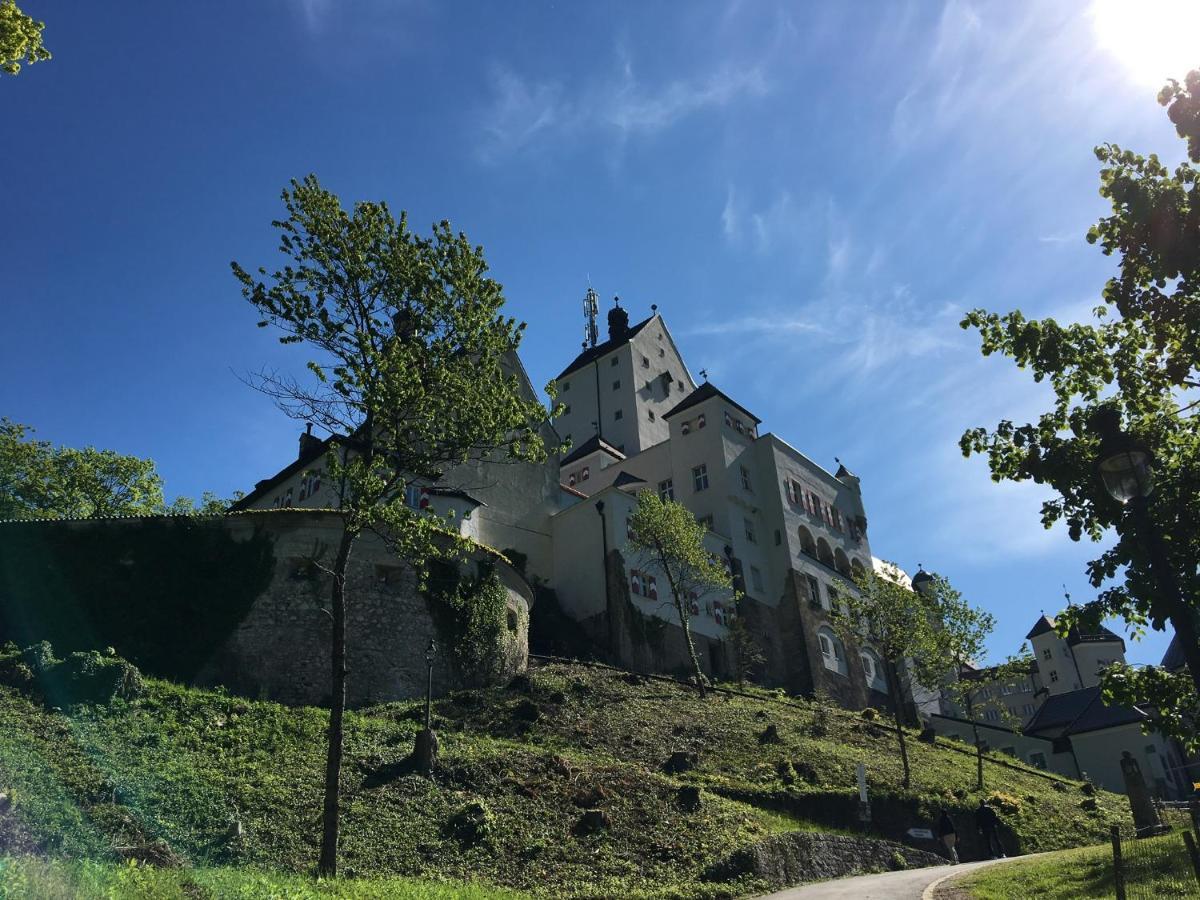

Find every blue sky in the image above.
[4,1,1195,666]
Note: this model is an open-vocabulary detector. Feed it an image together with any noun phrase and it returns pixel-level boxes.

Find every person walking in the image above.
[937,809,959,863]
[975,799,1005,859]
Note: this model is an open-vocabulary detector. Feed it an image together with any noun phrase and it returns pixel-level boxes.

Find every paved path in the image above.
[758,857,1018,900]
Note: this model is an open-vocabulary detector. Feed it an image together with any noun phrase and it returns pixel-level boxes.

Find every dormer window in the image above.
[681,421,691,435]
[642,356,650,368]
[568,473,577,487]
[581,467,590,481]
[697,413,706,428]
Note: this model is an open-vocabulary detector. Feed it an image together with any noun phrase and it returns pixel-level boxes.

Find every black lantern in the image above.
[1092,407,1154,504]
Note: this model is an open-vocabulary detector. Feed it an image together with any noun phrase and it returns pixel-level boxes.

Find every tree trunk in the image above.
[675,596,707,698]
[1167,607,1200,698]
[887,661,911,789]
[317,526,358,878]
[972,720,984,791]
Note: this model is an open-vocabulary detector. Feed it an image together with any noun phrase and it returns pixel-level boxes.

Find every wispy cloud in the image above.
[475,50,768,162]
[683,315,824,338]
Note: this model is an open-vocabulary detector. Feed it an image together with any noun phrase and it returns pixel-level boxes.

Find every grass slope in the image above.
[0,660,1129,898]
[951,828,1200,899]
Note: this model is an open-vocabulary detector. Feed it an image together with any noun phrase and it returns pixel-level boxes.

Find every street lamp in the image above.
[1093,407,1154,504]
[424,639,438,731]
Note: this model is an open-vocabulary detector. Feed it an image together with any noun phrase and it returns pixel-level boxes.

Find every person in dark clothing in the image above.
[937,809,959,863]
[975,800,1005,859]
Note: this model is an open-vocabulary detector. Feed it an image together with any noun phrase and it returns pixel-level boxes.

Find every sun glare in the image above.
[1092,0,1200,89]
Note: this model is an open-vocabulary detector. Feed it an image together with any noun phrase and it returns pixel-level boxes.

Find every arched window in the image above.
[860,648,886,692]
[817,626,848,676]
[817,537,835,569]
[850,559,866,582]
[834,547,851,578]
[797,526,816,558]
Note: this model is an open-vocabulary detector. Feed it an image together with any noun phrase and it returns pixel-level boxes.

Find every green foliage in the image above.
[627,492,735,691]
[0,664,1125,898]
[958,72,1200,717]
[0,857,527,899]
[0,0,49,76]
[0,419,166,519]
[1100,662,1199,753]
[425,563,512,684]
[726,615,765,686]
[0,644,144,708]
[1160,69,1200,163]
[0,518,275,681]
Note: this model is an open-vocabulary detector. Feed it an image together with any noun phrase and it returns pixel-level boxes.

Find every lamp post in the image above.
[1092,408,1200,695]
[414,639,439,775]
[424,639,437,730]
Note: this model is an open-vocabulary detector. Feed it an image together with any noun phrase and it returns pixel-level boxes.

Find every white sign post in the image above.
[856,763,871,824]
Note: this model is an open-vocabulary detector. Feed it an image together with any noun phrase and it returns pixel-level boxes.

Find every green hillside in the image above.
[0,651,1129,898]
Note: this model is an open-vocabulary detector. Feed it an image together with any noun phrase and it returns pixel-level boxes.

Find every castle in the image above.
[229,291,916,716]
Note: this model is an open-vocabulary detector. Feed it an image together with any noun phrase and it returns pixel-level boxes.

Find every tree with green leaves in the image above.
[626,492,735,696]
[832,566,997,790]
[929,573,1032,790]
[232,175,553,877]
[726,614,765,687]
[959,68,1200,739]
[1,418,166,518]
[0,0,50,76]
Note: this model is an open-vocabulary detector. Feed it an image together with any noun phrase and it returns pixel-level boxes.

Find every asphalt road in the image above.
[757,857,1016,900]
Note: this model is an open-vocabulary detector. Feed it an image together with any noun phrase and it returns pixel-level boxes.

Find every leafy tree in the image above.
[231,175,553,877]
[0,0,50,75]
[1100,663,1199,754]
[164,490,245,516]
[726,614,765,687]
[959,68,1200,716]
[626,492,735,696]
[832,566,996,790]
[0,418,166,518]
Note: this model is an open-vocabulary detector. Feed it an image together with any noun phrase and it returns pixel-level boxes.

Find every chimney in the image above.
[299,423,322,459]
[607,295,630,341]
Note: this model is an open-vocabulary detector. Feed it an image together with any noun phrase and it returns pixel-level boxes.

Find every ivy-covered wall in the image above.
[0,517,275,682]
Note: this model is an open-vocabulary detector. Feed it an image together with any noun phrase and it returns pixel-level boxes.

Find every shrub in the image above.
[890,850,908,870]
[860,708,879,722]
[986,790,1022,815]
[443,801,493,846]
[57,651,145,705]
[21,641,57,673]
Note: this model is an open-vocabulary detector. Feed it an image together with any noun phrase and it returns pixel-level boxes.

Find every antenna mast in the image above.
[583,287,599,349]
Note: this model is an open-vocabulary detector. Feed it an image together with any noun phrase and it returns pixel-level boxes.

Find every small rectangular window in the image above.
[774,529,781,546]
[1049,670,1059,683]
[562,380,570,392]
[740,465,752,492]
[1042,648,1052,660]
[614,409,623,420]
[613,380,620,390]
[642,356,650,368]
[697,514,713,530]
[611,357,619,367]
[1029,752,1047,769]
[985,710,1000,722]
[562,404,571,415]
[806,574,821,609]
[744,518,756,543]
[581,466,590,481]
[692,464,708,492]
[750,566,764,593]
[648,410,655,421]
[658,479,674,502]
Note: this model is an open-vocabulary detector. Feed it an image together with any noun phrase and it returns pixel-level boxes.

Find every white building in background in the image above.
[932,613,1190,799]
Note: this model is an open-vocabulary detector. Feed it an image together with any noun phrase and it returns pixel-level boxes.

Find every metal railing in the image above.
[1110,807,1200,899]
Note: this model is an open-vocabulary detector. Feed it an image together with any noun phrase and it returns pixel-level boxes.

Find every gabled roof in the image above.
[1023,686,1146,738]
[1162,634,1185,671]
[611,471,646,490]
[1026,615,1056,640]
[1065,622,1124,647]
[662,382,760,424]
[560,434,626,467]
[230,434,335,511]
[555,316,655,381]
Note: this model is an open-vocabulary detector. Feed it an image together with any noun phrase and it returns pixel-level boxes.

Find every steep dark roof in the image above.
[555,316,655,381]
[560,434,626,467]
[1162,634,1185,671]
[611,471,646,490]
[1065,622,1124,648]
[662,382,761,424]
[1026,615,1056,640]
[230,434,336,511]
[1024,686,1146,738]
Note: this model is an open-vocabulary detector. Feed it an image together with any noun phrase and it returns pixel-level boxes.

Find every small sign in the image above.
[906,827,934,841]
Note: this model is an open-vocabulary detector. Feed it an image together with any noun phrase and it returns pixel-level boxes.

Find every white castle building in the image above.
[235,291,901,714]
